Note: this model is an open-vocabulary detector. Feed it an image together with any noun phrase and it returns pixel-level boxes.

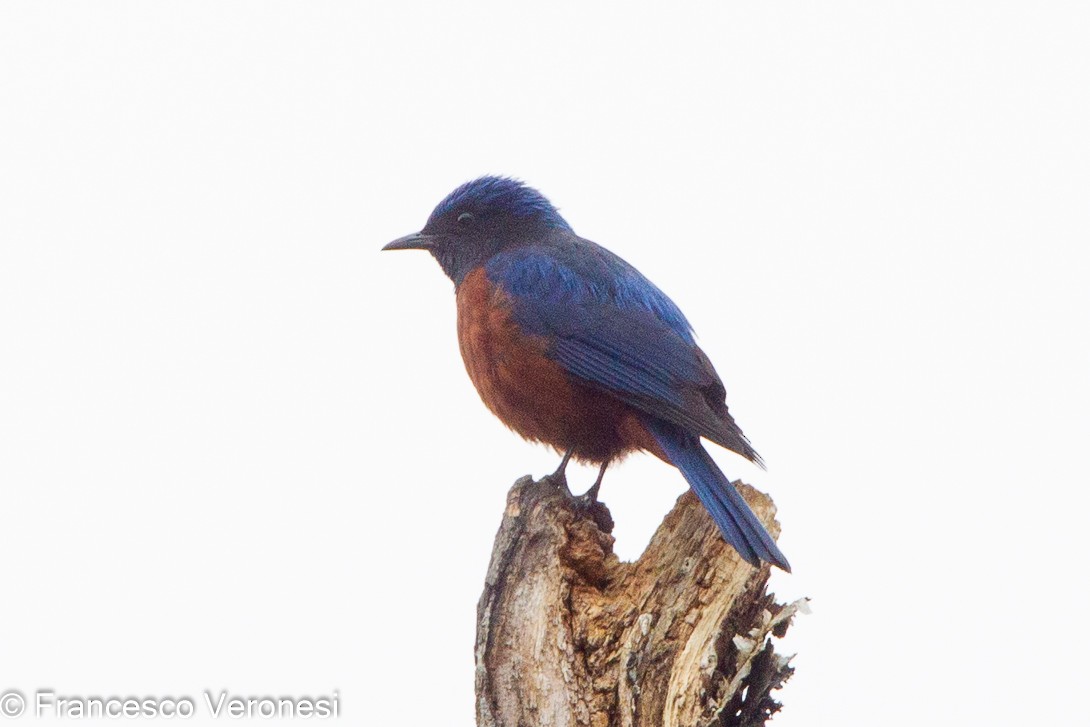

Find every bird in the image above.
[383,176,789,571]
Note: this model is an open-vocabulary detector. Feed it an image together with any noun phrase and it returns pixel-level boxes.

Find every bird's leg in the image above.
[550,448,575,495]
[576,460,614,533]
[581,461,609,504]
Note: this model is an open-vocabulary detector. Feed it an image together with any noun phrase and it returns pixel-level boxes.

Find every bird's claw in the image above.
[575,493,614,534]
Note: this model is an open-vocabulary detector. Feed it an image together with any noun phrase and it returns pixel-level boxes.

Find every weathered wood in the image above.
[476,475,804,727]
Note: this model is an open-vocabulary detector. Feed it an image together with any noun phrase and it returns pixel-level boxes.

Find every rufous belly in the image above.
[455,268,652,463]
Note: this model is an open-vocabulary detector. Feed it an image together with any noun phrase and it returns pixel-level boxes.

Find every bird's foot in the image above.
[574,494,614,534]
[573,462,612,533]
[575,461,607,505]
[544,453,613,531]
[578,479,601,505]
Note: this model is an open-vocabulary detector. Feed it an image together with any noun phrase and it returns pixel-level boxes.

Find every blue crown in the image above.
[430,176,572,230]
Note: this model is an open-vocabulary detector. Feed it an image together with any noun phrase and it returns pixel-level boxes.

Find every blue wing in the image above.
[486,241,761,463]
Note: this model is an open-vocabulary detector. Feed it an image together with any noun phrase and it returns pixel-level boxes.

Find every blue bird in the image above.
[384,176,789,571]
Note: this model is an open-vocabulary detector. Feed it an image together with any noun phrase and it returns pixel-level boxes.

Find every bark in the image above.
[475,474,805,727]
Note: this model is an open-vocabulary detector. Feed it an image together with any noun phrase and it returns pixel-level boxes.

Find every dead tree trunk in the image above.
[475,474,805,727]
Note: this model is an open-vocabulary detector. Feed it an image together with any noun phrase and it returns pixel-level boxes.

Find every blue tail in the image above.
[645,419,790,572]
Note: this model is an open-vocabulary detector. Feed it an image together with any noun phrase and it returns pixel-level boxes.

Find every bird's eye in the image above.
[457,212,475,225]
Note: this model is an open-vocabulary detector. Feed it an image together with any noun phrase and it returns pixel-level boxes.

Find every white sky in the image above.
[1,2,1087,725]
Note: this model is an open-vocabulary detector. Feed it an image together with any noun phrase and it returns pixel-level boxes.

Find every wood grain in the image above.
[476,475,804,727]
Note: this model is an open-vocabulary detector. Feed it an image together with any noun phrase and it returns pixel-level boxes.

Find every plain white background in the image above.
[2,2,1087,725]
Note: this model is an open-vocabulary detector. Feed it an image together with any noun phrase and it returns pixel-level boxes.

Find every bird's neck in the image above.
[433,246,480,288]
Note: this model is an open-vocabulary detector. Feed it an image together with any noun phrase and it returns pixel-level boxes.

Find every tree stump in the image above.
[475,474,805,727]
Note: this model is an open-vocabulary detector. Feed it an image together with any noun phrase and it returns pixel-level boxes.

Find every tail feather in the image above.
[645,419,791,572]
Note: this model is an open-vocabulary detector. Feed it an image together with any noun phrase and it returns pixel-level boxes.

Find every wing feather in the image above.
[486,245,761,463]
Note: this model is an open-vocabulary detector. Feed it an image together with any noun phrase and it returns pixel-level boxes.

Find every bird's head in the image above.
[383,176,572,285]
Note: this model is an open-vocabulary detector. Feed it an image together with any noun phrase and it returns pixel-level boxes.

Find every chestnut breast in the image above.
[455,267,644,463]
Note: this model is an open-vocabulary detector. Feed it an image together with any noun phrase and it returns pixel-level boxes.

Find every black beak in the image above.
[382,232,436,251]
